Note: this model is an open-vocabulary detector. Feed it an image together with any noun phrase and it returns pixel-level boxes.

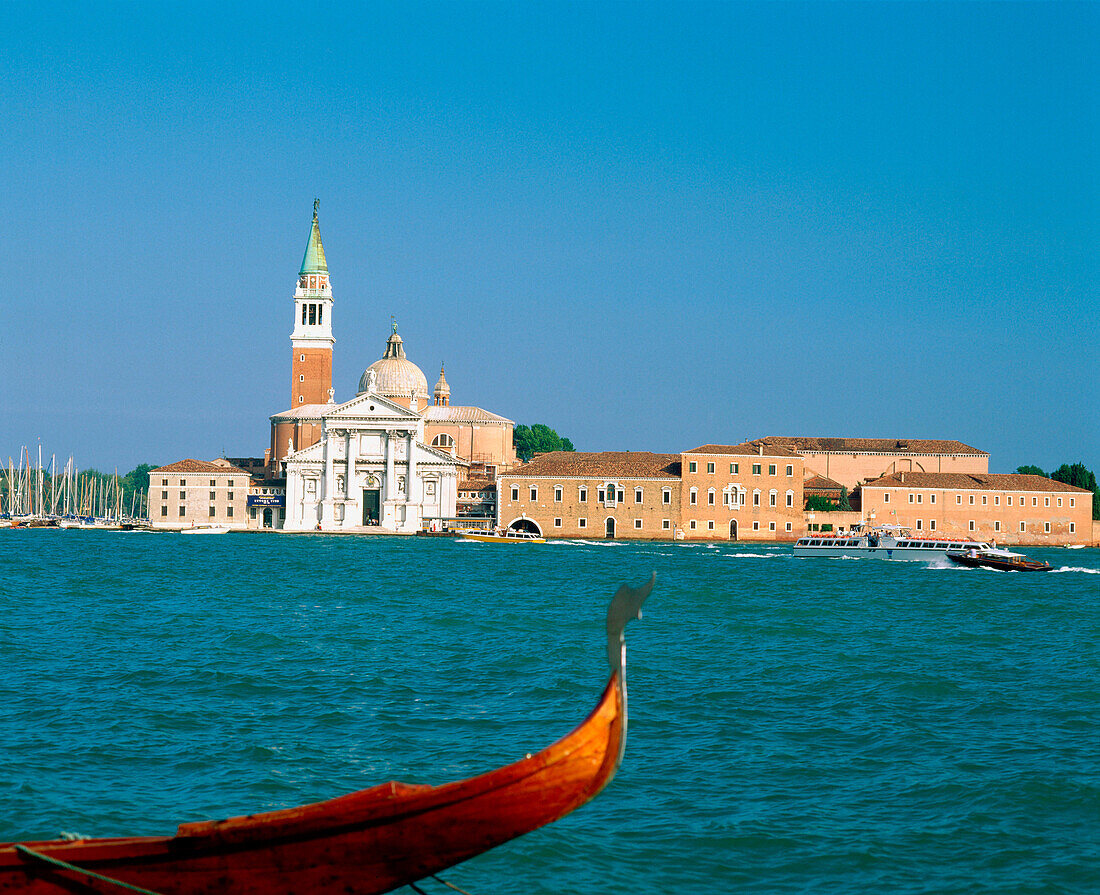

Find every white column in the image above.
[320,430,336,527]
[385,431,396,501]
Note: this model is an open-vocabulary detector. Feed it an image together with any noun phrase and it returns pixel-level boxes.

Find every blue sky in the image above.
[3,2,1097,476]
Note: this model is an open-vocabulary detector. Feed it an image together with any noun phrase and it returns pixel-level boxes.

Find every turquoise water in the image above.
[2,532,1098,893]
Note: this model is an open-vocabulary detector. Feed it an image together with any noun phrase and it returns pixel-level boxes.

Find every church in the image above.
[269,202,516,533]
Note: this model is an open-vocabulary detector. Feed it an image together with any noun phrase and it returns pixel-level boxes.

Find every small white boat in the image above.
[180,524,231,535]
[1064,544,1085,550]
[459,528,545,544]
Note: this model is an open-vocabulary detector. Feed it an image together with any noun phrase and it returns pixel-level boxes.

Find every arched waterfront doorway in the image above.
[508,517,543,536]
[729,519,737,540]
[263,508,273,528]
[605,517,616,539]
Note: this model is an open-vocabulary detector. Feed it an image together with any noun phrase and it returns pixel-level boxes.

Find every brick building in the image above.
[148,459,251,530]
[859,472,1092,546]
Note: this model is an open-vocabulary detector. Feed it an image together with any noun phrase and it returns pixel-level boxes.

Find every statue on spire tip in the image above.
[313,198,319,220]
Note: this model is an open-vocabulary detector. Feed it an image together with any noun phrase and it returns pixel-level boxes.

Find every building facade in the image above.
[498,452,683,539]
[679,444,805,541]
[149,459,251,529]
[751,436,989,491]
[859,472,1092,545]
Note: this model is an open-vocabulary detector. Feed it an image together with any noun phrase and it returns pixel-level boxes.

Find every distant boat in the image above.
[946,546,1052,572]
[0,576,655,895]
[1064,544,1085,550]
[180,524,232,535]
[459,528,546,544]
[795,522,989,561]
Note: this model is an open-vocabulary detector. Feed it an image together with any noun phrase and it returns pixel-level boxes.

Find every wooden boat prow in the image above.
[0,575,654,895]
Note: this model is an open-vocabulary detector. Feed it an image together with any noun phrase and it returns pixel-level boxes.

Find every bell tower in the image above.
[290,199,334,406]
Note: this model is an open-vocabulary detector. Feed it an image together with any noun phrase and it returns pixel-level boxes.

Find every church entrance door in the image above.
[363,489,380,526]
[605,517,616,539]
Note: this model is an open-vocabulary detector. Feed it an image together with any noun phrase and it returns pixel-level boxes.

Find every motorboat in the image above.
[459,528,546,544]
[794,522,989,561]
[180,524,232,535]
[946,546,1052,572]
[0,577,654,895]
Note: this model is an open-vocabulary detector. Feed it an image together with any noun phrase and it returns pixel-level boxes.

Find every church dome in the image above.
[358,327,429,405]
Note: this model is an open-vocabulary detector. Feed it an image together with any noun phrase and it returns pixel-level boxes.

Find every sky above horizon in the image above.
[3,2,1097,477]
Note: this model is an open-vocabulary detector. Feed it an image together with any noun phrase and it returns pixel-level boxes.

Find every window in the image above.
[930,494,936,504]
[579,487,588,502]
[786,465,793,477]
[179,506,185,517]
[884,492,890,503]
[768,464,776,476]
[663,519,671,530]
[752,521,760,531]
[318,305,323,324]
[753,490,761,507]
[708,489,715,506]
[180,490,186,500]
[510,486,519,501]
[707,462,715,474]
[161,478,168,486]
[929,520,937,531]
[1019,521,1026,532]
[635,519,643,529]
[916,519,923,530]
[179,479,185,486]
[579,518,587,528]
[982,495,987,506]
[662,488,671,505]
[431,434,456,450]
[617,489,625,502]
[730,463,739,474]
[529,486,538,501]
[994,495,999,506]
[302,305,307,325]
[785,522,792,531]
[299,374,305,382]
[1032,497,1038,506]
[598,488,605,502]
[554,486,563,502]
[1044,497,1050,507]
[917,494,922,504]
[1057,497,1062,507]
[160,506,167,517]
[707,520,714,530]
[1070,497,1076,507]
[689,520,697,530]
[309,305,316,325]
[228,480,234,487]
[769,522,776,531]
[689,461,697,473]
[1044,522,1051,533]
[210,491,216,500]
[994,520,1001,532]
[769,490,777,507]
[909,494,915,504]
[210,479,216,487]
[969,520,975,531]
[300,354,305,362]
[227,507,234,518]
[969,495,975,505]
[786,490,794,508]
[635,488,643,504]
[1008,496,1013,506]
[1070,522,1076,533]
[161,490,168,500]
[554,518,562,528]
[752,463,761,475]
[689,488,698,505]
[956,494,962,505]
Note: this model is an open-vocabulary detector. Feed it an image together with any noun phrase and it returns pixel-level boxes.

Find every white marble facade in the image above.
[283,390,464,533]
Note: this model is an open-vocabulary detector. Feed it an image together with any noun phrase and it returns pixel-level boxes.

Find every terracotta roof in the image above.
[457,477,496,492]
[804,474,844,491]
[864,472,1090,493]
[686,442,801,458]
[505,451,681,479]
[753,436,987,456]
[150,459,253,476]
[422,405,513,424]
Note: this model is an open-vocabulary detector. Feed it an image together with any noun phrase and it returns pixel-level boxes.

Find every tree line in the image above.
[1016,462,1100,520]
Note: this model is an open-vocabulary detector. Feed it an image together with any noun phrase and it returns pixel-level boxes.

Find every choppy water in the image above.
[1,532,1098,893]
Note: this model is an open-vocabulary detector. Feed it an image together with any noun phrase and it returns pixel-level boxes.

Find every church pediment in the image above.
[287,440,325,462]
[322,391,421,423]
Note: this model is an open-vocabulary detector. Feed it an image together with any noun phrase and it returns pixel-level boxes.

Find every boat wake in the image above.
[1050,566,1099,574]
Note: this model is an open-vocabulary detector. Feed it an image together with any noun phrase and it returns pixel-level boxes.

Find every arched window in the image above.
[431,433,456,453]
[769,489,778,507]
[785,489,795,508]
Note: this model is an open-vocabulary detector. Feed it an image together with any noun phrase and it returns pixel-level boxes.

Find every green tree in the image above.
[1049,462,1100,520]
[1015,464,1046,477]
[838,486,852,512]
[514,424,576,461]
[804,494,838,512]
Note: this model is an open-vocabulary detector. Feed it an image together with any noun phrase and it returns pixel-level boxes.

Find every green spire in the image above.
[299,198,328,275]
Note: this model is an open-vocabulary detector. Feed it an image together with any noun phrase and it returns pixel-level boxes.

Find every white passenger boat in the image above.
[180,524,231,536]
[794,522,989,561]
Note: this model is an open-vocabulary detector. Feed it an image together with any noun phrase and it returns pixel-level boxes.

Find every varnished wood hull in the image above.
[0,675,624,894]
